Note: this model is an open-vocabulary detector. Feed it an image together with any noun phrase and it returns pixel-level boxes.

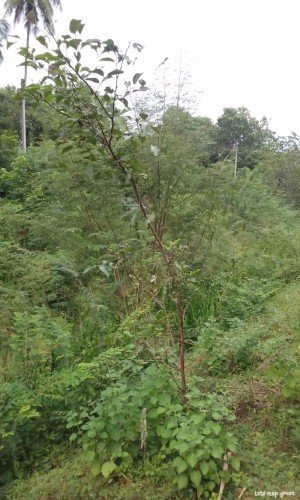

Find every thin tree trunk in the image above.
[21,24,30,153]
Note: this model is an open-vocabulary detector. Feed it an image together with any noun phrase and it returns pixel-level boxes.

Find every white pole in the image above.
[234,145,238,179]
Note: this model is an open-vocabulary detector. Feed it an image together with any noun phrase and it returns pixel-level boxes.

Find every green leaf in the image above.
[158,393,171,406]
[212,412,222,420]
[139,112,148,120]
[230,456,240,471]
[227,440,237,453]
[101,461,116,478]
[35,52,57,61]
[211,447,223,459]
[173,456,188,474]
[200,462,209,475]
[220,470,231,483]
[69,19,85,34]
[110,428,121,441]
[133,72,143,84]
[67,39,82,50]
[187,453,198,468]
[190,470,202,488]
[133,42,143,52]
[211,423,222,435]
[91,462,101,476]
[176,474,189,490]
[36,36,48,47]
[86,77,99,84]
[109,442,122,457]
[107,69,124,78]
[202,424,212,436]
[92,68,104,76]
[177,441,190,454]
[18,61,38,69]
[85,450,96,461]
[166,416,178,429]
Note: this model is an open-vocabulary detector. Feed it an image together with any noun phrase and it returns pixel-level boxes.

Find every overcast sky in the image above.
[1,0,300,136]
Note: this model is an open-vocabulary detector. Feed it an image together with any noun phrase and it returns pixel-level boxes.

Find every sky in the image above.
[1,0,300,136]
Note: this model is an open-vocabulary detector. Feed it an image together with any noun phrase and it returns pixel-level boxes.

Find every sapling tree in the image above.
[21,20,188,400]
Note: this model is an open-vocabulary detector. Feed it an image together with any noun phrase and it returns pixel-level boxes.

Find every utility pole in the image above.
[176,46,183,108]
[21,78,26,153]
[234,143,238,180]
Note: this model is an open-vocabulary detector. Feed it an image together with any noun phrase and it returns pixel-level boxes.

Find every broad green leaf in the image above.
[158,393,171,406]
[133,42,143,52]
[190,470,202,488]
[101,461,116,478]
[173,456,188,473]
[86,77,99,84]
[18,61,38,69]
[212,412,222,420]
[200,462,209,475]
[230,456,240,471]
[91,462,101,476]
[107,69,124,78]
[211,447,223,459]
[36,36,48,47]
[220,470,231,483]
[166,416,178,429]
[133,72,143,84]
[211,423,222,435]
[207,481,216,491]
[176,474,189,490]
[35,52,57,61]
[67,39,81,50]
[227,440,237,453]
[187,453,198,468]
[110,427,121,441]
[92,68,104,76]
[85,450,96,461]
[69,19,85,34]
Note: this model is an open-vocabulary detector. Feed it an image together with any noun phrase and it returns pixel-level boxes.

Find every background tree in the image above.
[214,106,273,169]
[4,0,62,152]
[258,133,300,207]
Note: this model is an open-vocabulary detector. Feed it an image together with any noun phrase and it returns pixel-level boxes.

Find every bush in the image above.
[67,363,238,497]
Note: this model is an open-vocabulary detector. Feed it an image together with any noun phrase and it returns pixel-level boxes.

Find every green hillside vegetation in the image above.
[0,20,299,499]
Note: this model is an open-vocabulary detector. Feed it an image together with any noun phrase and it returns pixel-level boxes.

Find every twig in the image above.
[217,451,232,500]
[238,487,247,499]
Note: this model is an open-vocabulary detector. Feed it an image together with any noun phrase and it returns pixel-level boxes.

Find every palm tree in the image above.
[4,0,62,151]
[0,18,10,64]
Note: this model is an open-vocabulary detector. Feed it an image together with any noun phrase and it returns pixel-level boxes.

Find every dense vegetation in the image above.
[0,18,299,500]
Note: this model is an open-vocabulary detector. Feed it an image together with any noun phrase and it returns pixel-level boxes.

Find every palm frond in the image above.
[0,18,10,64]
[36,0,54,31]
[0,18,10,38]
[4,0,61,33]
